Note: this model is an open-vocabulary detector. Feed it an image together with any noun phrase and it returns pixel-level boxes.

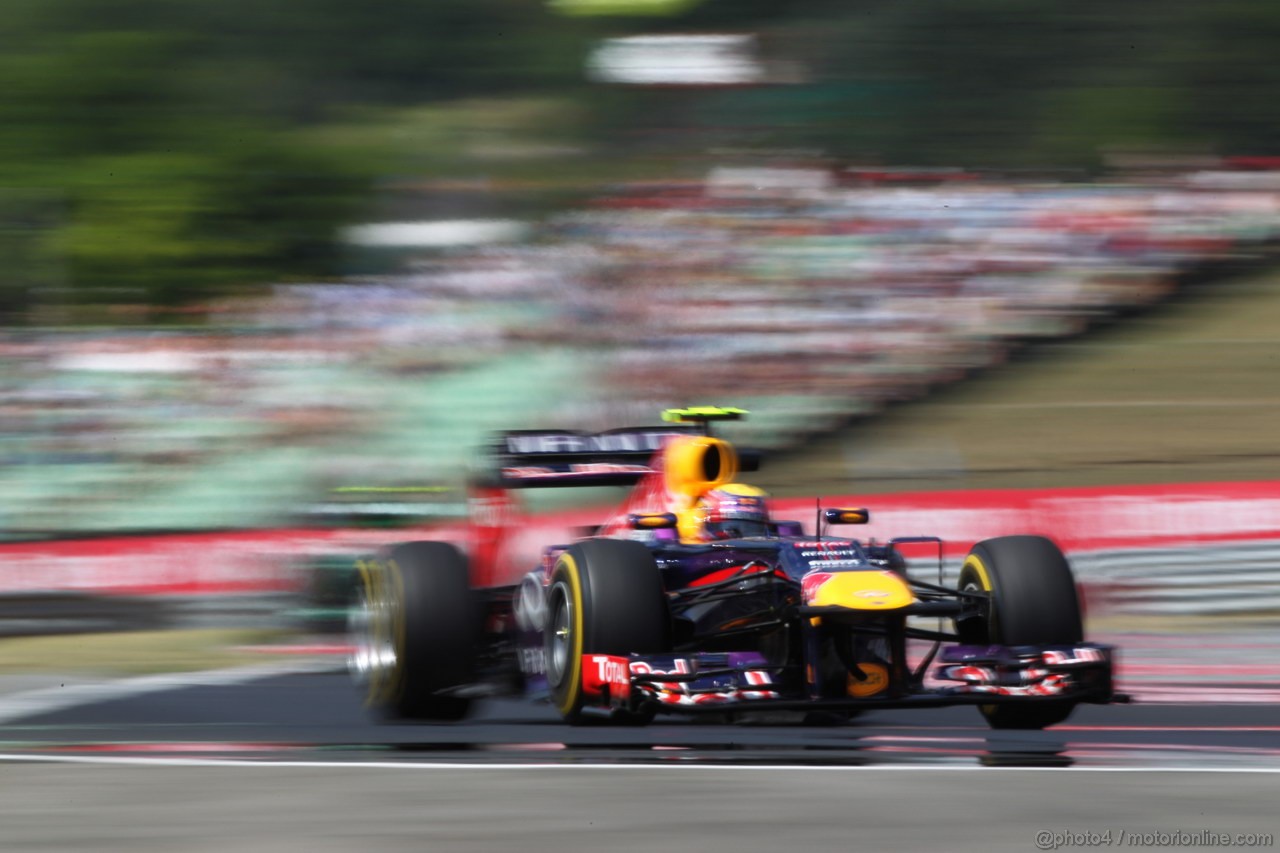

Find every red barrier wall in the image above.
[2,480,1278,595]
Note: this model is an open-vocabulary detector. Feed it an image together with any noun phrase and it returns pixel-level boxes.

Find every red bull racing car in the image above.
[349,408,1118,730]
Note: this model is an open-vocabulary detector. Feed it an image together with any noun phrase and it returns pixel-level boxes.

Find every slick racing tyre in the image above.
[957,535,1083,730]
[545,539,670,725]
[349,541,480,721]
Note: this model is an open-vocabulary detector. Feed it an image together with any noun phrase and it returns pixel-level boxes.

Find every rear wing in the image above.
[466,408,759,587]
[479,422,761,488]
[480,426,697,488]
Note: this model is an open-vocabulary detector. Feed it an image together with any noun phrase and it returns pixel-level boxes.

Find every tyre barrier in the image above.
[1071,541,1280,616]
[905,540,1280,618]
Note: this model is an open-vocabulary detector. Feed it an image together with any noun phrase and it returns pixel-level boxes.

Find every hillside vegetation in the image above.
[755,264,1280,496]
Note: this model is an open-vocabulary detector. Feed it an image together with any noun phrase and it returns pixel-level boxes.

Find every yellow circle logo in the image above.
[847,663,890,697]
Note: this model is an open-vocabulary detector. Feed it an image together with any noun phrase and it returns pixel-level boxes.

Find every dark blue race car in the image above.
[349,408,1119,730]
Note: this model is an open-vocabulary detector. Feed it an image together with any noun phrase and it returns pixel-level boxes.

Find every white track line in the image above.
[1,754,1280,773]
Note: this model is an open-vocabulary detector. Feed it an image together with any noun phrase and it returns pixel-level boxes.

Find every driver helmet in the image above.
[685,483,772,541]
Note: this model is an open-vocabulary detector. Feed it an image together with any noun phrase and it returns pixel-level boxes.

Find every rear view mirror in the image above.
[629,512,678,530]
[824,508,869,525]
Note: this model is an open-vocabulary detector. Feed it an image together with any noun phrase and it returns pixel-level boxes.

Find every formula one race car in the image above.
[349,408,1118,730]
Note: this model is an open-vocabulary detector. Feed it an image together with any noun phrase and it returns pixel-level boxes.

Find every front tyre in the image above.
[957,535,1083,730]
[545,539,670,725]
[350,541,480,721]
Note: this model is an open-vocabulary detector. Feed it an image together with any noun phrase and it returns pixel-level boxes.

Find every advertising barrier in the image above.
[1,480,1278,621]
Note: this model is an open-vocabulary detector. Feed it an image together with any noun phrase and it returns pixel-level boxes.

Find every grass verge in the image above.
[756,263,1280,496]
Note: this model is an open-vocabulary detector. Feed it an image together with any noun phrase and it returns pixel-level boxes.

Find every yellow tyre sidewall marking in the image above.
[555,552,586,717]
[962,552,998,715]
[357,557,406,708]
[386,558,406,705]
[962,553,992,593]
[962,552,999,636]
[356,559,378,706]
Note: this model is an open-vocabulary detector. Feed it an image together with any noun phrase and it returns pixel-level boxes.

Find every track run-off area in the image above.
[1,629,1277,768]
[1,629,1277,852]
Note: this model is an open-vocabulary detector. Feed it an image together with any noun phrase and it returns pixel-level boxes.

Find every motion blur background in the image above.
[2,0,1280,660]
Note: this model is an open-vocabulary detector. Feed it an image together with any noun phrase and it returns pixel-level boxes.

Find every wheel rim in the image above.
[348,587,397,688]
[547,584,574,689]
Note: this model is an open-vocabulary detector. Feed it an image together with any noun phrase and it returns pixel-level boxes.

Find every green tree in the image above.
[0,0,594,318]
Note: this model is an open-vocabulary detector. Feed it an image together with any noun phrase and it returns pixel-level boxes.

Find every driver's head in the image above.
[682,483,772,542]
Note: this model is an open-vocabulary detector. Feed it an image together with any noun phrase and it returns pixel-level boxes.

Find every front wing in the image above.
[578,644,1118,713]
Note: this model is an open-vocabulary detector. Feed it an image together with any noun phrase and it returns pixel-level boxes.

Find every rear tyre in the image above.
[350,541,480,721]
[545,539,670,725]
[957,535,1083,730]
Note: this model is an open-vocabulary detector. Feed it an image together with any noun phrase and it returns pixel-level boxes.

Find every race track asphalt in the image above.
[3,762,1278,853]
[1,664,1278,852]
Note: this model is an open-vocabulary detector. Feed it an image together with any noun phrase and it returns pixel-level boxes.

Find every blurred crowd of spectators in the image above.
[3,162,1279,532]
[549,164,1280,432]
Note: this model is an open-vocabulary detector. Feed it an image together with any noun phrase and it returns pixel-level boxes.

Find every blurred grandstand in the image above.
[2,161,1279,534]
